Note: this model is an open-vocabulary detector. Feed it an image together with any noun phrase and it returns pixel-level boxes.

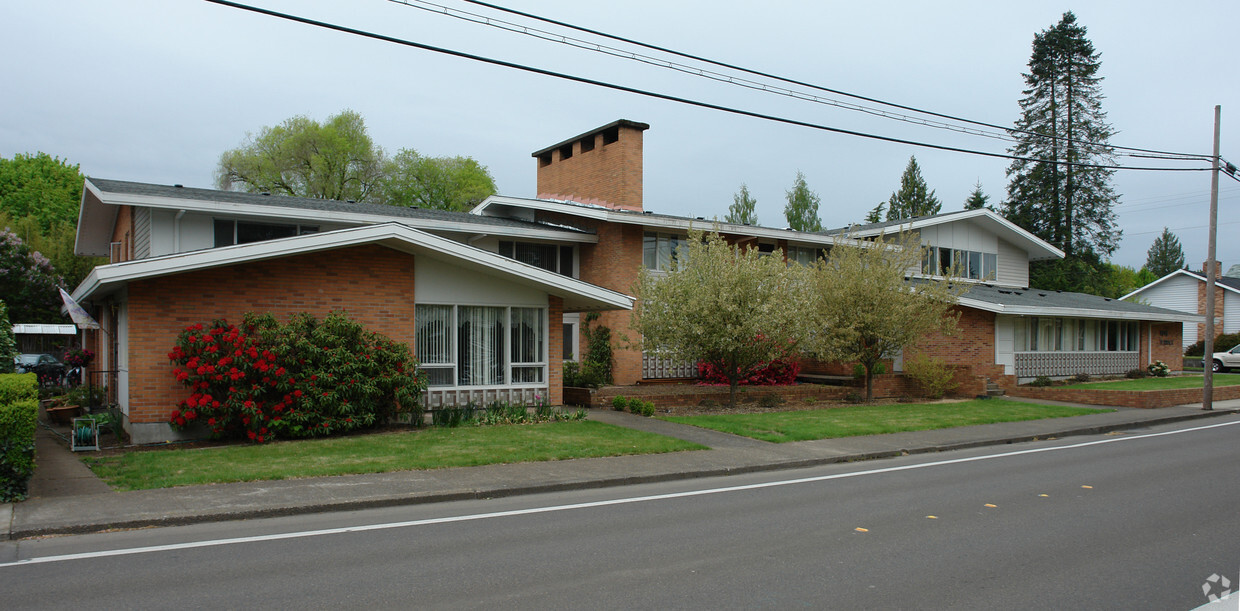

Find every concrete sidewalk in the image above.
[5,399,1239,540]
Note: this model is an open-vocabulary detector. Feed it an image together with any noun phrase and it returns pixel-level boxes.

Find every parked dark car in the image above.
[14,353,67,384]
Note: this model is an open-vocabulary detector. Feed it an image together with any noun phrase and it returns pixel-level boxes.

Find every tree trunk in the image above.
[729,377,740,408]
[865,365,874,402]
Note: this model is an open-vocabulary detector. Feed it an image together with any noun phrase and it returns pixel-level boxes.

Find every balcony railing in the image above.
[1014,351,1139,378]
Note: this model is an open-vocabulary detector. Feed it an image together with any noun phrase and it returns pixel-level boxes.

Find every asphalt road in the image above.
[4,418,1239,609]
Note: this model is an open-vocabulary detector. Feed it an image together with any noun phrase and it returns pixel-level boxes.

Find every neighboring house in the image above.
[1122,266,1240,350]
[71,118,1198,442]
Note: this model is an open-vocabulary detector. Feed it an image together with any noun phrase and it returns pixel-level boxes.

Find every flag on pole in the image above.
[59,288,101,330]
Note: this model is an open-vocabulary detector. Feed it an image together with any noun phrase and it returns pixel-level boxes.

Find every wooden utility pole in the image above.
[1203,105,1221,410]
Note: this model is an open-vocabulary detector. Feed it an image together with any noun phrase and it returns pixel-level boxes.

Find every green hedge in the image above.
[0,373,38,502]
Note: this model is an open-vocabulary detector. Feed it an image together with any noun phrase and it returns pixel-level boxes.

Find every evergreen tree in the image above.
[1145,227,1186,277]
[726,184,758,225]
[963,181,990,210]
[864,202,885,224]
[885,156,941,220]
[1002,12,1120,293]
[783,171,823,232]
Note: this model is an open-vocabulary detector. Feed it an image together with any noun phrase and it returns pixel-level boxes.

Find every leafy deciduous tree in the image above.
[0,152,83,232]
[725,184,758,225]
[1003,12,1120,294]
[381,150,496,212]
[802,232,965,401]
[0,300,15,373]
[783,171,823,232]
[217,110,386,203]
[632,231,808,407]
[217,110,496,211]
[885,156,941,220]
[1145,227,1186,278]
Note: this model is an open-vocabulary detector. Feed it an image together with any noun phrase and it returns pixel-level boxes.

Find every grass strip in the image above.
[83,421,705,491]
[1059,374,1240,390]
[661,400,1108,443]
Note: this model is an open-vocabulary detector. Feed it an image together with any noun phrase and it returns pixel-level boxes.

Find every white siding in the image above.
[919,221,998,253]
[179,212,216,253]
[995,315,1016,374]
[1133,273,1202,349]
[1226,291,1240,334]
[995,238,1029,287]
[414,256,546,306]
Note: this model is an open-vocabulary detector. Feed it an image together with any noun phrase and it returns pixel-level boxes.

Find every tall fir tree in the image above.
[1145,227,1186,277]
[885,156,941,220]
[864,202,885,224]
[726,183,759,225]
[1002,12,1121,294]
[963,181,990,210]
[783,171,823,232]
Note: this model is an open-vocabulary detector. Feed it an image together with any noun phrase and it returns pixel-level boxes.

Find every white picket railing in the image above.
[1014,351,1139,378]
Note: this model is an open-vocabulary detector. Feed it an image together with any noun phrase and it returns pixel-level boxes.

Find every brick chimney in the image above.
[532,119,649,212]
[1203,260,1222,279]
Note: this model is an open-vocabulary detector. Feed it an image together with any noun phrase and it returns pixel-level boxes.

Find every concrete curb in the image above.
[8,406,1236,540]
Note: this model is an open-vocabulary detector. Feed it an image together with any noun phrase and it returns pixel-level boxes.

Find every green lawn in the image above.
[83,421,705,491]
[660,400,1108,443]
[1059,373,1240,391]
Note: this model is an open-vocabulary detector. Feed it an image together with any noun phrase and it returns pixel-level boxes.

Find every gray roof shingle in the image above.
[88,178,591,235]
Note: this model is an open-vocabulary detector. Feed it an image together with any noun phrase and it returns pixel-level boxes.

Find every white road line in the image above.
[4,417,1238,568]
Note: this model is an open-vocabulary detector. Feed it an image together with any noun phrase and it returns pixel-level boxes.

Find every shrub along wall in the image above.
[0,373,38,502]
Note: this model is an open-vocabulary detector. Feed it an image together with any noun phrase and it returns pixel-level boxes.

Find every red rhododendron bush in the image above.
[168,311,426,442]
[697,359,801,386]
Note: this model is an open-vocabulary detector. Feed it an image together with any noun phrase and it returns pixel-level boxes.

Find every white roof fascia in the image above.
[849,209,1065,260]
[957,296,1203,323]
[474,195,860,247]
[85,182,596,244]
[72,223,632,311]
[1121,269,1240,301]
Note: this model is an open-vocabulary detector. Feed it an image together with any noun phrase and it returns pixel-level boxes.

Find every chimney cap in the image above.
[531,119,650,158]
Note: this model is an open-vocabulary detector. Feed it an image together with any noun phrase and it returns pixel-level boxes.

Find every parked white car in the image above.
[1208,345,1240,373]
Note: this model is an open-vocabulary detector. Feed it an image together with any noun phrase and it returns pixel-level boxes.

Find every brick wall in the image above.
[535,122,646,211]
[1197,279,1226,344]
[538,210,645,385]
[547,296,564,406]
[110,205,133,262]
[124,244,418,425]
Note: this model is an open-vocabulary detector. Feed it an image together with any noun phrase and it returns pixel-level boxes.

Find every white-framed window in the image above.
[787,245,827,267]
[415,304,547,387]
[1015,317,1138,352]
[213,219,318,247]
[922,247,997,281]
[498,241,574,277]
[643,232,686,271]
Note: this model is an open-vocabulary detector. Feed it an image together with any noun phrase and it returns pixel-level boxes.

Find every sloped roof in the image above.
[77,178,594,256]
[957,282,1202,323]
[1122,268,1240,300]
[72,223,632,313]
[823,208,1064,261]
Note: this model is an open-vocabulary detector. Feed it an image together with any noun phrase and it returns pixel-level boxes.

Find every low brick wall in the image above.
[564,383,853,408]
[1006,383,1240,409]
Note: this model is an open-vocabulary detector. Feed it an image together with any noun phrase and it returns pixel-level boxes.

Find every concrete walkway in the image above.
[5,399,1239,540]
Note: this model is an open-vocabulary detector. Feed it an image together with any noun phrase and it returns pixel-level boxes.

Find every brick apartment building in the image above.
[72,119,1197,442]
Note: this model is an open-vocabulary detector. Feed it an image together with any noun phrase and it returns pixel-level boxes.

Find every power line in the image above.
[386,0,1020,147]
[458,0,1214,163]
[204,0,1213,174]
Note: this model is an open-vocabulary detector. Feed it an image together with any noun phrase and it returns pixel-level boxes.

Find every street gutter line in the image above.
[4,417,1239,569]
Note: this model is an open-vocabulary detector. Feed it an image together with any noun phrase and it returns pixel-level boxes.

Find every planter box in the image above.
[45,404,82,425]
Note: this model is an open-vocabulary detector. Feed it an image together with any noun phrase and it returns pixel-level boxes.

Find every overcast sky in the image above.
[2,1,1237,271]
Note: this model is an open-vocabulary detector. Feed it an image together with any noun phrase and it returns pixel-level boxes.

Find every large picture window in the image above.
[922,247,997,281]
[1015,317,1138,352]
[415,304,547,387]
[643,232,685,271]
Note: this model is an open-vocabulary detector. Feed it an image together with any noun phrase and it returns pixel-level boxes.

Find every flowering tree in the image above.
[168,311,426,442]
[0,228,64,323]
[802,232,966,401]
[632,230,809,407]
